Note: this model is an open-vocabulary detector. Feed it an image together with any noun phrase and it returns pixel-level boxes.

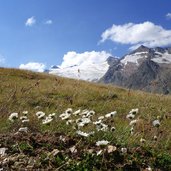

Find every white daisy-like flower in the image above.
[81,118,91,124]
[65,108,72,114]
[73,109,81,115]
[110,127,116,131]
[22,119,30,123]
[130,127,134,135]
[105,111,117,118]
[22,111,28,115]
[20,116,28,120]
[80,109,89,116]
[129,108,139,115]
[87,110,95,116]
[153,135,158,141]
[152,119,160,127]
[96,140,109,146]
[18,127,28,133]
[61,113,71,120]
[129,119,137,126]
[121,147,127,154]
[93,120,102,125]
[126,113,135,119]
[98,116,105,120]
[8,113,18,122]
[145,166,152,171]
[76,130,94,137]
[36,111,45,119]
[48,113,56,118]
[66,119,74,125]
[96,123,108,132]
[140,138,146,143]
[42,117,53,125]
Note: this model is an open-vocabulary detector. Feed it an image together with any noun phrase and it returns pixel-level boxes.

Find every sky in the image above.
[1,0,171,71]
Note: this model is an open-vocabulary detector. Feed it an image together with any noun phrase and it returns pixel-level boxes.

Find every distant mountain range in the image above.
[48,57,119,82]
[101,45,171,94]
[48,45,171,94]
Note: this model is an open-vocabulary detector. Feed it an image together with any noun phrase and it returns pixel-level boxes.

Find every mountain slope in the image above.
[101,45,171,94]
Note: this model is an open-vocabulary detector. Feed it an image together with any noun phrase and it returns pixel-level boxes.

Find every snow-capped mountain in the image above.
[49,57,118,82]
[101,45,171,94]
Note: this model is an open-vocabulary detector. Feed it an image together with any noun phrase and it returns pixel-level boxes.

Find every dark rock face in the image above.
[100,45,171,94]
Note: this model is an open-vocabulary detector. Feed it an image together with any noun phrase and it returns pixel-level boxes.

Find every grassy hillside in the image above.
[0,68,171,170]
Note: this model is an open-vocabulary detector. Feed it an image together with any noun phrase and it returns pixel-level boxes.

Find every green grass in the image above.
[0,67,171,170]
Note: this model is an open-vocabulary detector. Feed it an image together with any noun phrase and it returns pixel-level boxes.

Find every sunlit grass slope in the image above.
[0,68,171,170]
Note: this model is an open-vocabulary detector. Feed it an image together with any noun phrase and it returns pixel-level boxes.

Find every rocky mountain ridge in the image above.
[101,45,171,94]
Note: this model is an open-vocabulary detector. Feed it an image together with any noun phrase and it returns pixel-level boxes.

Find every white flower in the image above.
[98,116,105,120]
[130,127,134,135]
[20,116,28,120]
[22,111,28,115]
[48,113,56,118]
[152,119,160,127]
[129,119,137,126]
[36,111,45,119]
[126,113,135,119]
[65,108,72,114]
[140,138,146,143]
[145,166,152,171]
[80,109,89,116]
[153,135,158,141]
[18,127,28,133]
[129,108,139,115]
[93,120,102,125]
[110,127,116,131]
[60,113,71,120]
[73,109,81,115]
[96,140,109,146]
[87,110,95,116]
[76,130,90,137]
[77,118,91,127]
[22,119,30,123]
[76,130,94,137]
[96,123,108,132]
[66,119,74,125]
[121,147,127,154]
[105,111,117,118]
[42,117,53,125]
[9,113,18,122]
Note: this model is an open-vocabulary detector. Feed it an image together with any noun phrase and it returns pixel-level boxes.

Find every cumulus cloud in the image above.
[100,21,171,50]
[60,51,111,68]
[0,54,5,65]
[25,16,36,26]
[166,13,171,19]
[19,62,46,72]
[44,20,53,25]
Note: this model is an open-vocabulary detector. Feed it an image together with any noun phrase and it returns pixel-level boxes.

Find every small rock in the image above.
[0,148,7,157]
[69,146,77,154]
[107,145,117,153]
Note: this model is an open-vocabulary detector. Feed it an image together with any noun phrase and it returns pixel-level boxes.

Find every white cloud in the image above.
[25,16,36,26]
[100,21,171,50]
[44,20,53,25]
[19,62,46,72]
[0,54,5,65]
[60,51,111,68]
[166,13,171,19]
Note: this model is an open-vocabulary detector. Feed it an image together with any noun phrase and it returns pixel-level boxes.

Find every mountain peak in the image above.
[132,45,150,54]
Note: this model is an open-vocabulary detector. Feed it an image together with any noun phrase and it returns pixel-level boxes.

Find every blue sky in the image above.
[1,0,171,70]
